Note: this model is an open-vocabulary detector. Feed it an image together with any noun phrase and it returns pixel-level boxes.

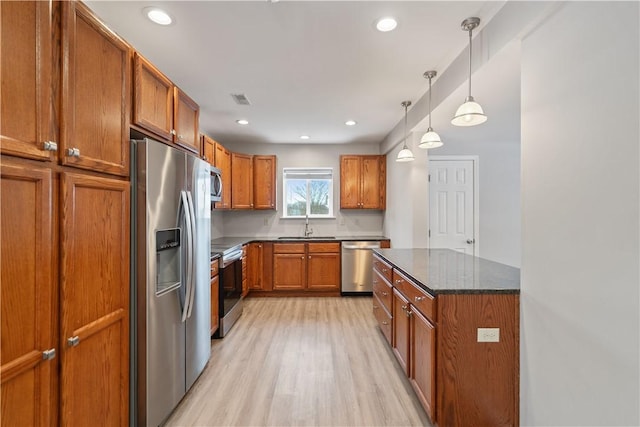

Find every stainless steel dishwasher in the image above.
[341,241,382,295]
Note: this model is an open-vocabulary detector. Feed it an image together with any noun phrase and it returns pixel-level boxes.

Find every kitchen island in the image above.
[372,248,519,427]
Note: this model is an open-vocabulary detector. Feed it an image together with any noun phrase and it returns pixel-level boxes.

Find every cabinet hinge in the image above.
[428,174,431,182]
[428,229,431,238]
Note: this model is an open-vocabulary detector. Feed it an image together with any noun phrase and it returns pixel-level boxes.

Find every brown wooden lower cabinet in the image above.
[392,289,410,375]
[1,161,56,427]
[410,307,436,422]
[272,242,340,292]
[373,255,519,427]
[247,242,264,290]
[210,258,220,336]
[59,172,130,427]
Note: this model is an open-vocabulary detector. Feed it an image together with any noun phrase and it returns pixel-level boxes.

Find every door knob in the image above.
[466,238,475,244]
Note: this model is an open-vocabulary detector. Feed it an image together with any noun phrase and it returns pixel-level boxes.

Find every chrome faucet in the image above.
[304,214,313,238]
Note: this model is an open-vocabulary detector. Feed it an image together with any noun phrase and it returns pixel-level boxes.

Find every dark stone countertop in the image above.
[211,235,389,254]
[373,248,520,295]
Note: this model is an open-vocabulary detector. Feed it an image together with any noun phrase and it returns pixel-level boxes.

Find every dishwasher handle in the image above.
[342,243,381,250]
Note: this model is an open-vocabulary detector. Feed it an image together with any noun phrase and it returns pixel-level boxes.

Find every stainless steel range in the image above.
[211,243,243,338]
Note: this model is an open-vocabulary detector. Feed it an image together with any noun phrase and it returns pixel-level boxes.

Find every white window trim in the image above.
[282,167,334,218]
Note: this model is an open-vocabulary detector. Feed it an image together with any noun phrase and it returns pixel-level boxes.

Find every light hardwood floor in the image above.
[166,297,431,426]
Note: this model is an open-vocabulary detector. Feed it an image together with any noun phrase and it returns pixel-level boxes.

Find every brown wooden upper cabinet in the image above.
[61,1,131,177]
[340,155,386,209]
[213,142,231,209]
[133,53,200,155]
[1,0,131,177]
[201,134,215,164]
[0,1,55,162]
[231,152,253,209]
[253,155,277,210]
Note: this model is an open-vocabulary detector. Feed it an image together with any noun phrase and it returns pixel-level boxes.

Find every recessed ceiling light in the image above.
[376,17,397,32]
[236,119,249,125]
[345,120,357,126]
[144,7,173,26]
[300,135,310,140]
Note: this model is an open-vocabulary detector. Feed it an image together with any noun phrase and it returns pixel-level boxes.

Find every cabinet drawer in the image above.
[373,294,392,345]
[373,254,392,283]
[372,269,392,313]
[308,242,340,253]
[393,270,436,323]
[274,243,305,254]
[210,260,219,277]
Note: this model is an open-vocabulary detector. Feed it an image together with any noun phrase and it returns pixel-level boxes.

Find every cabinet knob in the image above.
[170,129,177,136]
[401,305,407,311]
[178,134,183,140]
[42,348,56,360]
[406,310,412,318]
[43,141,58,152]
[373,305,379,309]
[395,279,402,284]
[67,336,80,347]
[381,291,388,296]
[382,321,389,325]
[415,296,425,302]
[301,256,304,259]
[66,147,80,158]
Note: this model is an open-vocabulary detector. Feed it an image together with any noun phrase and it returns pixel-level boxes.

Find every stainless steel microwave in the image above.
[210,166,222,202]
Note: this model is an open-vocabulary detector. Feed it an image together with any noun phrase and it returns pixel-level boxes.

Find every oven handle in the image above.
[220,249,242,268]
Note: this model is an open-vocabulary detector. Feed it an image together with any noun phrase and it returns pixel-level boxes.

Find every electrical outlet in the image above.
[477,328,500,343]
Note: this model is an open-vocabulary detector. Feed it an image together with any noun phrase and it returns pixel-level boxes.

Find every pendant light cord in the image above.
[403,103,408,148]
[468,27,473,98]
[428,77,432,129]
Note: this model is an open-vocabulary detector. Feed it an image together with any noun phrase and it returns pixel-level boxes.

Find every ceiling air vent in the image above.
[231,93,251,105]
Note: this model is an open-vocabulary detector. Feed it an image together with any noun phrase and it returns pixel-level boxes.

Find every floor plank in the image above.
[166,297,431,426]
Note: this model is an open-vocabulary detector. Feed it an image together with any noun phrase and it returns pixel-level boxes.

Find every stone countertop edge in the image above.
[373,248,520,296]
[211,236,390,251]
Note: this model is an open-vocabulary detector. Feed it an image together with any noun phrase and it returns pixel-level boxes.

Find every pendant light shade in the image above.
[452,17,487,127]
[396,101,415,162]
[419,70,443,149]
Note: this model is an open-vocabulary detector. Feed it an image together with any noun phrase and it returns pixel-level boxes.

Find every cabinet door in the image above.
[0,1,54,161]
[340,155,361,208]
[174,87,200,154]
[133,53,173,141]
[61,2,131,176]
[59,173,129,427]
[411,308,436,423]
[202,135,215,164]
[392,289,410,375]
[253,155,276,209]
[231,152,253,209]
[248,243,264,290]
[273,254,306,290]
[361,156,385,209]
[1,161,56,427]
[213,143,231,209]
[307,252,340,291]
[210,275,219,336]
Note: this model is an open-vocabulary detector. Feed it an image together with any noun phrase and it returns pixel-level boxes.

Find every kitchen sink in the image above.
[277,236,336,240]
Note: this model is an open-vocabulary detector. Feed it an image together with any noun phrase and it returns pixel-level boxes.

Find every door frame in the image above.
[427,155,480,255]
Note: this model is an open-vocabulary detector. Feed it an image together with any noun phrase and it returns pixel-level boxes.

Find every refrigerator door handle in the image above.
[180,190,194,322]
[185,190,197,318]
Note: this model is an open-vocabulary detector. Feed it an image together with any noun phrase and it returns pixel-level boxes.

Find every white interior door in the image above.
[428,158,477,256]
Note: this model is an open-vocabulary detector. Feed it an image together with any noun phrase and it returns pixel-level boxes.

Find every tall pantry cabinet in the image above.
[0,2,130,426]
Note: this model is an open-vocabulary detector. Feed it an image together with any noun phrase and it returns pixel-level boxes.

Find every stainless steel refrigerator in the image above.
[131,138,211,427]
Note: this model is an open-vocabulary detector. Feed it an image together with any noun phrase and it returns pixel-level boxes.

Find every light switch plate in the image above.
[477,328,500,343]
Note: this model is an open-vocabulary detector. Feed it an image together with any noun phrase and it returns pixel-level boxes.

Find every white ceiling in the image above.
[86,1,505,146]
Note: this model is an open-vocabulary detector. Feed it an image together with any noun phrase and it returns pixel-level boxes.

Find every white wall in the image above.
[520,2,639,425]
[211,141,386,238]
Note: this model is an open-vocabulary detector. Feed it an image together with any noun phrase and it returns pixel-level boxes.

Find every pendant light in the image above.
[419,70,443,149]
[396,101,415,162]
[451,17,487,127]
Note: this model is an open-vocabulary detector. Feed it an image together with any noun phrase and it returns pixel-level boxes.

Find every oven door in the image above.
[210,166,222,202]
